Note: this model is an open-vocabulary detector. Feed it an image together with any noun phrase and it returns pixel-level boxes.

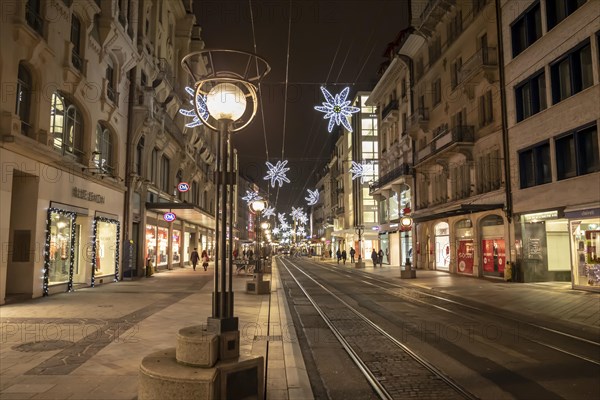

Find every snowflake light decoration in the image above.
[314,86,361,133]
[278,213,287,224]
[263,207,276,219]
[349,161,375,184]
[264,160,291,188]
[272,227,280,235]
[298,214,309,225]
[291,207,303,221]
[242,190,262,204]
[179,87,210,128]
[280,221,290,231]
[297,226,306,236]
[305,189,319,206]
[282,230,291,238]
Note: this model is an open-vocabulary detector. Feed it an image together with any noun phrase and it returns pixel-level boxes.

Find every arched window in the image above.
[16,63,32,136]
[50,92,83,160]
[95,123,114,175]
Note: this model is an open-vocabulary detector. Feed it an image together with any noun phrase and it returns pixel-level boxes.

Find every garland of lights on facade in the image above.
[91,217,121,287]
[43,208,77,296]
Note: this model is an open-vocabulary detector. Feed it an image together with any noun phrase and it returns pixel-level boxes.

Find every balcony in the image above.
[369,163,410,193]
[417,125,474,163]
[381,99,399,125]
[458,47,498,86]
[407,108,429,136]
[419,0,455,37]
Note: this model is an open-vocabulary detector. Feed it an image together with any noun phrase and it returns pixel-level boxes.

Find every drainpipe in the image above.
[123,66,137,278]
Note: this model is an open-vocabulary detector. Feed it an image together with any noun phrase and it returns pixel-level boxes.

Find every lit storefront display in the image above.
[46,209,77,288]
[455,219,474,275]
[184,231,191,263]
[434,222,450,270]
[172,230,181,264]
[568,208,600,291]
[146,225,157,264]
[157,227,169,267]
[481,215,505,277]
[92,217,119,284]
[380,233,390,264]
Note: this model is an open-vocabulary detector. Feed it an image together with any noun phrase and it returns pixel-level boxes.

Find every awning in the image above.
[412,203,504,223]
[146,202,215,229]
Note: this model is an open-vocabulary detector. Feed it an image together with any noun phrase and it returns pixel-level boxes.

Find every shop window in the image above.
[455,219,474,274]
[519,141,551,188]
[172,230,181,263]
[556,123,600,179]
[94,219,118,277]
[572,219,600,287]
[50,92,84,161]
[434,222,450,270]
[16,63,33,137]
[47,211,75,285]
[95,123,114,176]
[515,70,547,122]
[546,0,586,30]
[550,40,592,104]
[511,1,542,58]
[156,227,169,266]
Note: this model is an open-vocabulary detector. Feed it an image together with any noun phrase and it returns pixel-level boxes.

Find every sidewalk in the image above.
[0,262,313,400]
[317,257,600,337]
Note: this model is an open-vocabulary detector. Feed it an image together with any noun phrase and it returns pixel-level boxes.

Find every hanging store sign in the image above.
[163,212,177,222]
[177,182,190,192]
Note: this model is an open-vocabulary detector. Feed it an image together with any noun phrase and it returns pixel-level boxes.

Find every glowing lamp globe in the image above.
[250,199,267,213]
[205,82,247,121]
[260,222,269,230]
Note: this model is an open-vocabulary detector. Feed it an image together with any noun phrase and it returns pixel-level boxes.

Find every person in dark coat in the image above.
[349,247,356,262]
[371,249,378,267]
[336,249,341,264]
[378,249,384,267]
[342,250,347,264]
[191,248,200,271]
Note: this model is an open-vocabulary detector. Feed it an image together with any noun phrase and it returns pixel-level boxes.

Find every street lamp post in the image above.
[138,50,270,400]
[400,215,416,279]
[354,225,365,268]
[248,199,270,294]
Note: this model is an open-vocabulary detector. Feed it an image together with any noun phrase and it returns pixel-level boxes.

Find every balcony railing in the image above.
[381,99,399,121]
[417,125,474,162]
[458,47,497,85]
[419,0,455,36]
[369,163,410,193]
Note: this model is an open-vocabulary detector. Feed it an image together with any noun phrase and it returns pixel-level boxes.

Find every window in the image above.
[415,57,423,80]
[478,90,493,127]
[192,181,199,205]
[70,15,82,71]
[473,0,489,15]
[451,57,462,89]
[16,63,32,137]
[135,136,144,176]
[150,148,158,183]
[556,123,599,180]
[50,92,84,160]
[432,78,442,106]
[429,37,442,65]
[519,142,551,188]
[26,0,43,36]
[95,123,114,175]
[401,78,407,99]
[176,170,183,198]
[551,40,592,104]
[515,70,546,122]
[160,155,170,192]
[141,71,147,87]
[106,59,116,103]
[511,1,542,57]
[547,0,586,30]
[447,10,463,45]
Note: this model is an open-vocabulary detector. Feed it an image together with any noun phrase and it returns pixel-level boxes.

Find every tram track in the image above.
[279,257,478,400]
[303,258,600,367]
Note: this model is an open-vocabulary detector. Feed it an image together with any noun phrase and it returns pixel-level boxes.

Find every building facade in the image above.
[501,0,600,290]
[0,0,217,303]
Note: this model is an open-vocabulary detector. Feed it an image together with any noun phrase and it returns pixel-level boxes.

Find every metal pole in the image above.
[219,120,229,318]
[227,132,234,318]
[213,127,221,318]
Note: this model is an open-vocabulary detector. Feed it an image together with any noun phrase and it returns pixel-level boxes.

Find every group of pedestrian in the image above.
[190,248,209,271]
[335,249,347,264]
[371,248,384,267]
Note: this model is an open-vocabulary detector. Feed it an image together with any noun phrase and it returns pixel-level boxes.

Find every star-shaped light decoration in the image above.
[314,86,361,132]
[349,161,375,184]
[291,207,303,221]
[272,227,280,235]
[278,213,287,224]
[298,213,309,226]
[264,160,291,188]
[179,87,210,128]
[297,226,306,236]
[282,230,291,238]
[305,189,319,206]
[242,190,262,204]
[280,221,290,231]
[263,207,276,219]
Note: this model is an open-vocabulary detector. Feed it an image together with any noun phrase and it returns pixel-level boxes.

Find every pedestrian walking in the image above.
[201,249,209,271]
[378,249,384,267]
[190,248,199,271]
[336,249,341,264]
[349,247,355,262]
[371,249,378,267]
[342,250,347,264]
[329,249,332,259]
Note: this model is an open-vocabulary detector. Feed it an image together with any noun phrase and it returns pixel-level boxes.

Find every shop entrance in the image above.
[434,222,450,270]
[6,171,39,301]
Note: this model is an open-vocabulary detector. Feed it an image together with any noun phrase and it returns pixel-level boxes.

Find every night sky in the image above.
[194,0,409,212]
